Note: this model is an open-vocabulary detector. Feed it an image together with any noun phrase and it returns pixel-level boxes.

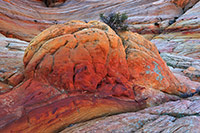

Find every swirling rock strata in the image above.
[0,33,27,93]
[151,1,200,87]
[0,0,199,41]
[61,96,200,133]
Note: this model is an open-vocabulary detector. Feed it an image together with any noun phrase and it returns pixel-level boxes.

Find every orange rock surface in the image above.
[0,20,189,132]
[119,31,187,95]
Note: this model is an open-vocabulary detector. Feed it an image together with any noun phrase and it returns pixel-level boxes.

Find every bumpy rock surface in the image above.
[0,0,199,41]
[61,96,200,133]
[0,20,188,132]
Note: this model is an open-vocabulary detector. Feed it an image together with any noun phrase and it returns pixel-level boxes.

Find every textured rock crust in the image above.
[0,20,187,132]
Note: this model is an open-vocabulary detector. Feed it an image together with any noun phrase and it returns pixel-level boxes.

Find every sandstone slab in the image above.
[151,1,200,59]
[61,96,200,133]
[151,1,200,83]
[0,34,28,93]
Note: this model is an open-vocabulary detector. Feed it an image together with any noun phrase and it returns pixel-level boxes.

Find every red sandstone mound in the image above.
[0,20,188,132]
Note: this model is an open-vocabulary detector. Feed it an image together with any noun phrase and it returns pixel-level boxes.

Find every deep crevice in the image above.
[180,89,200,98]
[5,43,25,51]
[157,112,200,119]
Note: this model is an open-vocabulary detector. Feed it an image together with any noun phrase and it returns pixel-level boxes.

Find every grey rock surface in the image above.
[61,96,200,133]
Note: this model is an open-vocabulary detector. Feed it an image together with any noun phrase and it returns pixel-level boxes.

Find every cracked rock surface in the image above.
[0,33,27,93]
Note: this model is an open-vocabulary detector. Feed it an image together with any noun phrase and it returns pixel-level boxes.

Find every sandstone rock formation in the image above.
[0,20,188,132]
[0,0,199,132]
[0,33,27,94]
[0,0,199,41]
[151,0,200,90]
[152,1,200,59]
[61,96,200,133]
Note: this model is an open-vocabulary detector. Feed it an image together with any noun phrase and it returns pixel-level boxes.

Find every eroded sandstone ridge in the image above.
[0,20,190,132]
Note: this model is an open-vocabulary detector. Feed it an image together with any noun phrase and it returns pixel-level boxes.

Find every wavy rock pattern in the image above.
[152,1,200,59]
[0,0,199,41]
[151,1,200,88]
[61,96,200,133]
[0,33,27,93]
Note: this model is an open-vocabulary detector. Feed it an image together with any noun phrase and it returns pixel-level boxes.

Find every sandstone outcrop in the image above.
[0,0,199,132]
[0,0,199,41]
[0,33,27,94]
[151,0,200,88]
[152,1,200,59]
[0,20,188,132]
[61,96,200,133]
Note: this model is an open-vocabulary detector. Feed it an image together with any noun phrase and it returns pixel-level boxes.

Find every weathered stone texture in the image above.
[0,33,28,93]
[151,1,200,84]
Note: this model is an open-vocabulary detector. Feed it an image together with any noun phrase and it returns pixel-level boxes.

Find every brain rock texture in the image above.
[24,20,135,99]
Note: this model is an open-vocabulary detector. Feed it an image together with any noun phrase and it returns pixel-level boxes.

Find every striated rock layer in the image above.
[0,33,27,94]
[152,1,200,59]
[0,0,199,41]
[151,1,200,86]
[61,96,200,133]
[0,20,188,132]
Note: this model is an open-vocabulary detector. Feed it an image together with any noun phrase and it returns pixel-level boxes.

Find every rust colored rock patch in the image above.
[0,20,189,132]
[23,20,133,99]
[119,31,187,95]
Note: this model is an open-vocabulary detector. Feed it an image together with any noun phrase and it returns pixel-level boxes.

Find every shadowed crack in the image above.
[73,35,79,48]
[5,43,25,51]
[180,89,200,98]
[160,112,200,118]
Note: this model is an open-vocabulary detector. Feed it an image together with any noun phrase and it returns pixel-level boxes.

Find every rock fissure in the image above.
[5,43,24,51]
[156,112,200,119]
[73,34,79,48]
